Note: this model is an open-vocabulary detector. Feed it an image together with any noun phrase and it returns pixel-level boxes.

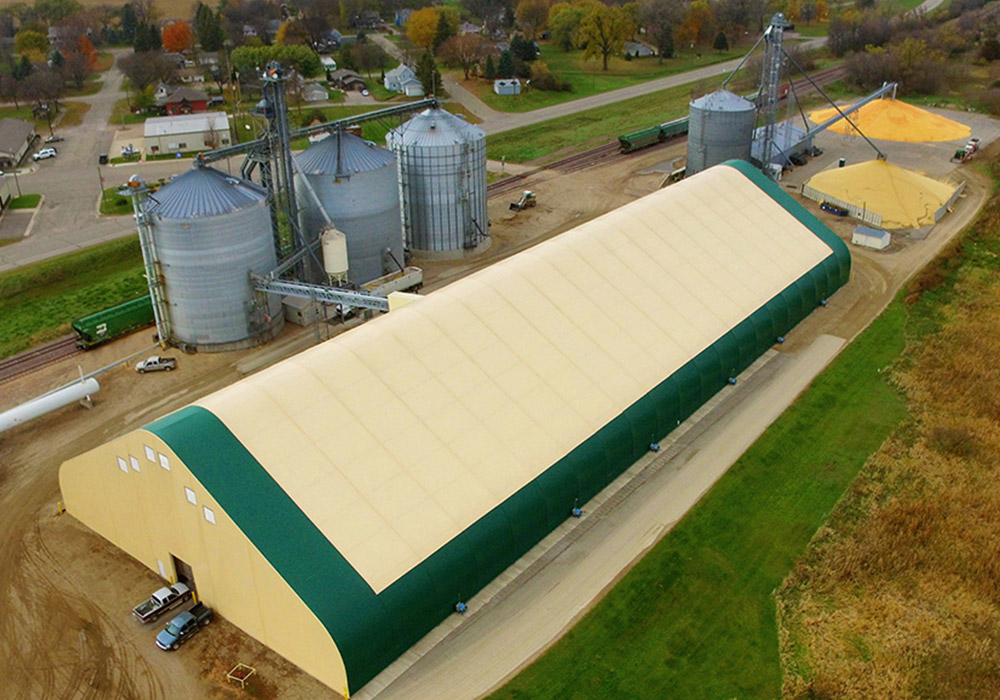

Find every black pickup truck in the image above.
[155,602,213,650]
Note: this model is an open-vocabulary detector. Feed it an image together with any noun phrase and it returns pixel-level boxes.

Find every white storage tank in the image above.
[386,108,488,253]
[148,165,283,351]
[686,90,756,176]
[294,130,403,284]
[321,225,349,284]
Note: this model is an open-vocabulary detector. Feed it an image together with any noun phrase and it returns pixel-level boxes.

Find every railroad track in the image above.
[0,335,81,384]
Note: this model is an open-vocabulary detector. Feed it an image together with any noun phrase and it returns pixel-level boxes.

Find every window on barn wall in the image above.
[203,507,216,524]
[158,453,170,470]
[117,457,128,473]
[130,455,141,472]
[185,487,197,505]
[145,445,156,462]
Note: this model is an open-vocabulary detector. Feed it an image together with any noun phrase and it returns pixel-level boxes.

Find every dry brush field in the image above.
[777,159,1000,699]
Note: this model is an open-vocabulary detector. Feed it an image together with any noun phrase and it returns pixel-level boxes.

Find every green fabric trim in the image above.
[147,161,851,693]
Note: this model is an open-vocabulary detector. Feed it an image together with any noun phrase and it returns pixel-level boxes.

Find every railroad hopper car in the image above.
[72,295,155,349]
[618,117,690,154]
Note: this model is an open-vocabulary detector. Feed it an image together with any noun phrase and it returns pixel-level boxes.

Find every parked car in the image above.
[44,134,64,143]
[136,356,177,373]
[155,603,213,650]
[132,583,191,623]
[33,147,57,161]
[98,153,108,164]
[361,88,370,96]
[207,96,227,107]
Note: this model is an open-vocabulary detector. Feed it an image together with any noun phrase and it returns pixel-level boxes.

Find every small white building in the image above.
[384,64,424,96]
[493,79,521,95]
[320,55,337,74]
[624,40,655,57]
[303,83,329,102]
[143,111,231,155]
[852,225,891,250]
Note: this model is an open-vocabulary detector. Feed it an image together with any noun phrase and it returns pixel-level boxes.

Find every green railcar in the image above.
[659,116,690,139]
[72,294,155,349]
[618,125,663,153]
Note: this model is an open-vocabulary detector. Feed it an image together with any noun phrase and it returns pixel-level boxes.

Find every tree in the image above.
[438,33,493,79]
[133,21,161,51]
[0,73,20,108]
[276,19,311,45]
[33,0,82,23]
[162,21,193,52]
[433,11,453,52]
[549,2,590,51]
[194,2,224,50]
[503,5,516,29]
[14,54,32,81]
[230,44,322,78]
[415,50,441,94]
[713,30,728,52]
[120,2,138,41]
[117,49,175,90]
[579,4,632,70]
[14,29,48,62]
[982,37,1000,61]
[346,40,387,77]
[638,0,680,61]
[63,49,92,88]
[497,48,514,77]
[675,0,716,48]
[510,34,538,61]
[484,53,496,79]
[515,0,549,39]
[406,7,439,50]
[50,47,65,67]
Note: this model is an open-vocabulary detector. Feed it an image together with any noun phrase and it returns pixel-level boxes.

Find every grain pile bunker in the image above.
[60,161,850,696]
[386,107,488,254]
[686,90,756,176]
[294,131,404,284]
[147,166,283,350]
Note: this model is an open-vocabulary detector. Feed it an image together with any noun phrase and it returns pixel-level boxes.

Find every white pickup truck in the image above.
[132,583,191,623]
[135,356,177,373]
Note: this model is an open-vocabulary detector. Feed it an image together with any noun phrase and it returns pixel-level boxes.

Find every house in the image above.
[383,64,424,96]
[315,28,342,52]
[623,40,655,57]
[459,21,481,34]
[352,9,382,29]
[320,55,337,76]
[493,78,520,95]
[177,68,206,84]
[198,52,220,66]
[394,8,413,26]
[163,52,186,68]
[329,69,366,91]
[163,86,209,115]
[242,24,258,38]
[154,82,172,104]
[0,118,35,169]
[143,111,230,155]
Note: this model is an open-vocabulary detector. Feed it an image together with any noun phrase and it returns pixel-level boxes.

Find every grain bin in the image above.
[148,165,282,351]
[294,130,403,284]
[386,108,488,253]
[686,90,756,176]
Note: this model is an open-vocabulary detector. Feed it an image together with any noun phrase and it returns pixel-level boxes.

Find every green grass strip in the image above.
[9,194,40,209]
[0,236,145,358]
[488,299,909,700]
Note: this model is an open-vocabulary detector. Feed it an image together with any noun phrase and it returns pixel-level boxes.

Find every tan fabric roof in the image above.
[197,163,834,593]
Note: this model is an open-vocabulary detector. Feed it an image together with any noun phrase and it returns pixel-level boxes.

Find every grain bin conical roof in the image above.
[150,165,268,219]
[387,107,484,147]
[690,89,755,112]
[295,130,396,177]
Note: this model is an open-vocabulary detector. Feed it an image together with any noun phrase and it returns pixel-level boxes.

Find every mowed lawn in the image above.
[488,296,910,699]
[458,42,745,113]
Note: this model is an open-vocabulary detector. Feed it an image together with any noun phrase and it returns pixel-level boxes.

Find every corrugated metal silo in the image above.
[386,107,488,253]
[149,165,282,351]
[294,131,403,284]
[686,90,756,176]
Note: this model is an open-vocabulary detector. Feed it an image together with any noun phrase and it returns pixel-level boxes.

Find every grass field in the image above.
[778,159,1000,698]
[458,43,744,113]
[109,98,146,126]
[99,187,132,216]
[488,292,909,700]
[0,236,145,358]
[9,194,40,209]
[56,101,90,128]
[486,82,693,162]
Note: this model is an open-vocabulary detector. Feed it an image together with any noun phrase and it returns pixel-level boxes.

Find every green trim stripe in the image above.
[147,161,851,693]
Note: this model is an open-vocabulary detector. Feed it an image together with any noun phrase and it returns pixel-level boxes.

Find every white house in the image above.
[624,40,655,57]
[143,111,231,155]
[320,55,337,74]
[384,64,424,96]
[303,83,329,102]
[493,79,521,95]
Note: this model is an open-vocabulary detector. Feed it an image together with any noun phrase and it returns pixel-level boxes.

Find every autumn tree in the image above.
[516,0,549,39]
[579,4,632,70]
[638,0,681,61]
[406,7,439,50]
[14,29,48,62]
[162,21,193,52]
[549,1,595,51]
[675,0,716,48]
[438,33,493,79]
[276,19,311,45]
